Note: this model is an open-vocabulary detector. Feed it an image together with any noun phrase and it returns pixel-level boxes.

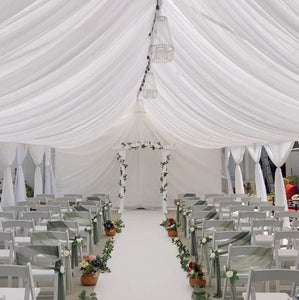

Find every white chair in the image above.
[201,219,235,237]
[251,219,283,246]
[2,220,35,246]
[241,197,262,206]
[258,205,285,218]
[31,230,71,249]
[237,211,266,231]
[223,245,273,299]
[36,205,63,221]
[0,231,15,264]
[0,263,39,300]
[273,231,299,268]
[47,200,70,212]
[243,268,299,300]
[219,201,241,220]
[22,211,52,228]
[229,205,255,221]
[16,244,62,300]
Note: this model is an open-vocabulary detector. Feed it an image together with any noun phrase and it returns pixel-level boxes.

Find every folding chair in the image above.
[258,205,285,218]
[243,268,299,300]
[251,219,283,246]
[0,231,15,264]
[228,205,254,221]
[0,263,39,300]
[237,211,266,231]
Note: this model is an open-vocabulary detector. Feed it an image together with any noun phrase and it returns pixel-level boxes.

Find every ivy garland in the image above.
[117,152,127,199]
[119,141,163,150]
[160,154,170,203]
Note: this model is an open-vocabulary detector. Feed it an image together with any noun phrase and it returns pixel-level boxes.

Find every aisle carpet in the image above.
[95,210,192,300]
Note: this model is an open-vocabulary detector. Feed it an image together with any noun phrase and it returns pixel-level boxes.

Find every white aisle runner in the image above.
[95,210,192,300]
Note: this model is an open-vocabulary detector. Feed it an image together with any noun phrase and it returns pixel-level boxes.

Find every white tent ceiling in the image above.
[0,0,298,149]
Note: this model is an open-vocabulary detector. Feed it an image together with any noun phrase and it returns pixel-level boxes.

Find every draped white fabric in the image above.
[225,148,233,195]
[29,145,45,197]
[14,144,28,203]
[0,1,298,149]
[44,147,55,194]
[0,143,17,207]
[265,142,294,211]
[247,145,267,202]
[230,146,245,194]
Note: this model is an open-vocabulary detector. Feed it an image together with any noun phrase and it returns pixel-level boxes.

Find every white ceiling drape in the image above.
[0,1,297,149]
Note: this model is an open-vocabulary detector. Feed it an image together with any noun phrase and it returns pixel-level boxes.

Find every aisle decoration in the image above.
[187,260,207,288]
[191,286,210,300]
[160,154,171,209]
[117,152,127,200]
[54,259,66,300]
[223,267,238,300]
[199,236,213,270]
[71,236,83,268]
[78,290,97,300]
[114,219,125,233]
[209,250,222,298]
[171,237,190,272]
[160,218,179,237]
[80,255,106,286]
[104,220,116,236]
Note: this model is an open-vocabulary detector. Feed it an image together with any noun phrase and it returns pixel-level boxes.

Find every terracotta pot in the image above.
[80,273,98,286]
[168,230,178,237]
[189,277,206,288]
[106,229,116,236]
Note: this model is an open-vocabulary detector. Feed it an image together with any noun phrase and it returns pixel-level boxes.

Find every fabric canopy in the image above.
[0,0,298,150]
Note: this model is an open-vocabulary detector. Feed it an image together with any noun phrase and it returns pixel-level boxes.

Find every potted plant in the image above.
[160,218,179,237]
[187,260,206,288]
[104,220,116,236]
[80,255,106,286]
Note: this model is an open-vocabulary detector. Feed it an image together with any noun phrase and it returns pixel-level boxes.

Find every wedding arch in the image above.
[114,141,174,214]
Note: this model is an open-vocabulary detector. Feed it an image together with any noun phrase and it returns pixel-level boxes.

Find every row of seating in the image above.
[176,193,299,300]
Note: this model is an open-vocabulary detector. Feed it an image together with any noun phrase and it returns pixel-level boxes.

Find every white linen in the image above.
[0,143,17,207]
[14,144,28,203]
[95,210,192,300]
[225,148,233,195]
[230,146,246,194]
[44,147,55,194]
[247,145,267,202]
[29,145,45,197]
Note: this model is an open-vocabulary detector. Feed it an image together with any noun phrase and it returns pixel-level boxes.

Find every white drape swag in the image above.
[247,145,267,202]
[0,143,17,207]
[45,148,55,194]
[29,145,46,197]
[230,146,245,194]
[14,144,28,202]
[224,148,233,195]
[265,142,294,211]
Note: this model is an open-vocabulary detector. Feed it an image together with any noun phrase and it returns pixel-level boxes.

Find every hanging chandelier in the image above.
[142,71,157,99]
[150,1,174,63]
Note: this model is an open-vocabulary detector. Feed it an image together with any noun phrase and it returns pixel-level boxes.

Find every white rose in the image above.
[93,218,97,223]
[183,212,186,216]
[190,270,194,274]
[226,270,234,278]
[85,226,91,231]
[202,237,207,244]
[109,202,112,207]
[173,238,178,242]
[210,252,215,259]
[76,238,83,243]
[63,250,70,257]
[179,208,182,212]
[60,266,65,274]
[104,207,108,210]
[190,227,195,232]
[99,212,102,216]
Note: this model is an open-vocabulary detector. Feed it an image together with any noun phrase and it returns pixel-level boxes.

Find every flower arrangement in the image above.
[104,220,115,231]
[187,261,205,279]
[192,285,210,300]
[80,255,106,274]
[199,236,212,245]
[160,218,179,231]
[172,237,190,271]
[54,260,65,275]
[224,268,238,282]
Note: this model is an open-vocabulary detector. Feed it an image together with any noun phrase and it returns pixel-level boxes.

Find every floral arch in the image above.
[114,141,173,214]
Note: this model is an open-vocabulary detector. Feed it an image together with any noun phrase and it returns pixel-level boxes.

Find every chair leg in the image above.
[222,278,227,300]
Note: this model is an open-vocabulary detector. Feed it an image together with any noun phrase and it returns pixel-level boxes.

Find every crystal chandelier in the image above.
[142,71,157,99]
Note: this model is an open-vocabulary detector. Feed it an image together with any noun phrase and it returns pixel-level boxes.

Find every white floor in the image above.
[95,210,192,300]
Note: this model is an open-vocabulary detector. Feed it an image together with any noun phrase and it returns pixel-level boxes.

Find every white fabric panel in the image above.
[55,111,221,209]
[29,145,45,196]
[44,147,55,194]
[265,141,294,210]
[225,148,233,195]
[0,143,17,207]
[230,146,246,194]
[14,144,28,202]
[247,145,267,202]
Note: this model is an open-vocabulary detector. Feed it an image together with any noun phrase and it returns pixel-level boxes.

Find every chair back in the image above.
[2,220,34,236]
[0,263,37,300]
[23,211,52,225]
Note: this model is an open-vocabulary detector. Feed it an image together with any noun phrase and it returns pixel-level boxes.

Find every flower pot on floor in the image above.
[168,230,178,237]
[106,229,116,236]
[189,277,206,288]
[81,273,98,286]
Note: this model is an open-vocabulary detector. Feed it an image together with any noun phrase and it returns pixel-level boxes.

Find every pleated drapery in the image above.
[247,145,267,202]
[0,143,17,207]
[224,148,233,195]
[230,147,245,194]
[29,145,46,197]
[14,144,28,203]
[45,147,56,194]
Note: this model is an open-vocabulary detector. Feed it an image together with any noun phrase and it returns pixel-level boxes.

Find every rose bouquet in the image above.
[160,218,179,231]
[80,255,106,274]
[187,261,205,279]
